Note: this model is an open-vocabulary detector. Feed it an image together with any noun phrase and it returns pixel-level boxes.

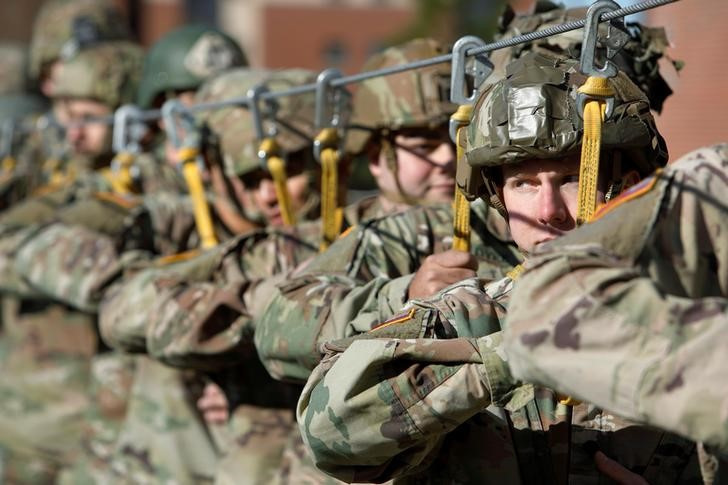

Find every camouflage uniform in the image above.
[297,53,704,484]
[502,143,728,457]
[0,41,144,483]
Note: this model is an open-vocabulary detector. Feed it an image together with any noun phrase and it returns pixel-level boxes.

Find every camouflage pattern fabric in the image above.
[52,41,143,109]
[254,199,521,384]
[504,143,728,455]
[298,260,703,483]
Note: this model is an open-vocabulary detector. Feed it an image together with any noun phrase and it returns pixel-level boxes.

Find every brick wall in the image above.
[648,0,728,159]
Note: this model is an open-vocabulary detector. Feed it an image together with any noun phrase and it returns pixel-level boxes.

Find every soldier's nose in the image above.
[258,178,278,205]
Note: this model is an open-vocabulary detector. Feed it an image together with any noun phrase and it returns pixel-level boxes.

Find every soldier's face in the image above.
[61,98,112,156]
[245,155,311,227]
[501,157,604,253]
[370,129,456,204]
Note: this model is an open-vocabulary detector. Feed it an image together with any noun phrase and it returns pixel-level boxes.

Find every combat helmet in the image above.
[346,38,455,155]
[196,68,317,178]
[464,52,667,213]
[29,0,130,82]
[138,25,248,109]
[52,41,144,108]
[491,1,676,112]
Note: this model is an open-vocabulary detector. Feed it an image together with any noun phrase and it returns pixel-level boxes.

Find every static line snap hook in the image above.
[113,104,148,155]
[160,99,187,149]
[450,35,493,106]
[579,0,629,80]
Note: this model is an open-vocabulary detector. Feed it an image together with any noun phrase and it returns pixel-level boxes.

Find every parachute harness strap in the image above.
[161,98,218,249]
[316,127,343,251]
[576,77,614,225]
[260,137,296,227]
[451,104,473,252]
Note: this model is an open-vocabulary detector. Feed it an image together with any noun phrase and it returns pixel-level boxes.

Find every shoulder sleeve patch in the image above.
[154,249,201,266]
[370,308,416,333]
[591,169,662,222]
[94,191,141,210]
[337,224,356,241]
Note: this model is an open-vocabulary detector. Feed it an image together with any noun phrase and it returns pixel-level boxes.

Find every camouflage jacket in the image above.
[296,164,712,483]
[255,199,522,383]
[97,195,390,371]
[504,143,728,456]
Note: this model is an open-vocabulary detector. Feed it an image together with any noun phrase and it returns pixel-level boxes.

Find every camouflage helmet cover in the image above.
[52,41,144,108]
[137,24,248,108]
[196,68,317,177]
[466,52,667,177]
[346,38,456,154]
[492,2,675,112]
[29,0,130,81]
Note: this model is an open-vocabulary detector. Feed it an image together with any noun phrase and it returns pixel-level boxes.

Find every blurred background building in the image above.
[1,0,726,158]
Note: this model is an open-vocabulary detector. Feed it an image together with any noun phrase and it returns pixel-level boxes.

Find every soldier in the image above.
[296,52,705,484]
[3,0,133,204]
[501,142,728,458]
[0,40,143,484]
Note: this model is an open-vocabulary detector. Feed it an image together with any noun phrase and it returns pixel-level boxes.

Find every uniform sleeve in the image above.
[254,206,459,384]
[6,195,154,312]
[100,230,317,370]
[504,248,728,454]
[504,144,728,454]
[296,279,521,482]
[298,333,515,482]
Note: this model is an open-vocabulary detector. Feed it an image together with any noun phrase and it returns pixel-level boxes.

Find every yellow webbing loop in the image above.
[451,104,473,252]
[110,152,136,195]
[576,76,614,225]
[558,395,582,406]
[177,147,218,249]
[260,137,296,227]
[317,128,343,251]
[2,156,16,173]
[42,157,66,187]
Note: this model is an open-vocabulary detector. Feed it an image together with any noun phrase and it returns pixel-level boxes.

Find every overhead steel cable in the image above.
[42,0,681,131]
